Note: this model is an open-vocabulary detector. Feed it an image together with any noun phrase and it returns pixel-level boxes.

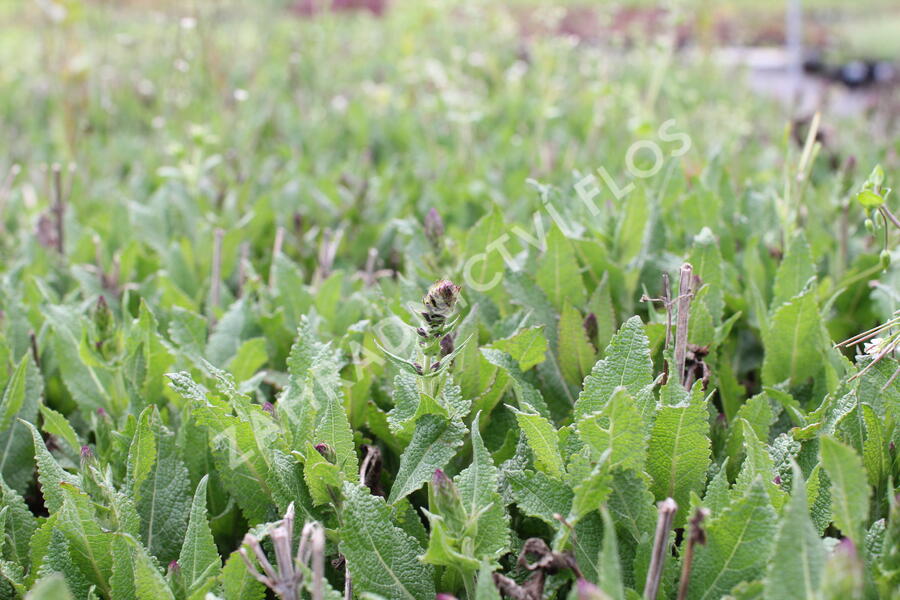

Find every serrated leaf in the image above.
[508,405,563,478]
[0,357,27,432]
[687,479,777,600]
[764,462,824,600]
[455,416,509,561]
[574,317,653,420]
[0,476,36,565]
[577,388,647,472]
[597,507,625,600]
[646,381,710,527]
[559,302,596,386]
[490,326,547,371]
[537,226,586,311]
[388,414,465,504]
[220,550,265,600]
[178,476,220,595]
[772,233,815,309]
[38,406,80,456]
[25,574,74,600]
[506,469,573,525]
[761,290,823,388]
[820,436,869,545]
[23,420,81,514]
[340,483,435,600]
[130,409,191,563]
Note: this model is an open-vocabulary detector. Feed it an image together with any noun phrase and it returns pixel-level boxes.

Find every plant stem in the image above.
[644,498,677,600]
[676,508,710,600]
[674,263,694,389]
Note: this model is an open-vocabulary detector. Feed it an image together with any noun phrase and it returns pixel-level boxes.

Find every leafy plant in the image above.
[0,1,898,599]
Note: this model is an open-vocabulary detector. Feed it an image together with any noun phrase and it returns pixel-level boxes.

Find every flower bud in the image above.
[576,579,607,600]
[424,208,445,248]
[431,469,466,533]
[422,280,461,330]
[315,443,336,464]
[440,334,454,357]
[262,401,275,416]
[865,218,875,233]
[583,312,598,344]
[880,249,891,270]
[92,295,113,339]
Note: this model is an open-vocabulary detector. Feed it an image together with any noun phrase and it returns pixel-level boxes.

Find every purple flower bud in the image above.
[80,445,93,460]
[262,401,275,416]
[435,594,458,600]
[583,312,597,343]
[413,362,423,375]
[430,361,441,372]
[168,560,180,573]
[576,579,605,600]
[440,334,454,357]
[424,208,444,247]
[97,407,107,417]
[774,475,782,485]
[315,443,336,464]
[416,327,427,338]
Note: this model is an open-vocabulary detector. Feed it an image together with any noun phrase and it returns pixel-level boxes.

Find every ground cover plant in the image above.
[0,1,899,599]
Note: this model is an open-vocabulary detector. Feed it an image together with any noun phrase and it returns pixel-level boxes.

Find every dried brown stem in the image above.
[676,508,710,600]
[674,264,694,389]
[644,498,678,600]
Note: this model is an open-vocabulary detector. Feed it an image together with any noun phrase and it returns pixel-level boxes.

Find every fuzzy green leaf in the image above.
[340,483,435,600]
[388,414,465,503]
[574,316,653,420]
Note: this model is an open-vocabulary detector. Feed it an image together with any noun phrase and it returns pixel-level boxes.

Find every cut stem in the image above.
[674,263,694,389]
[644,498,678,600]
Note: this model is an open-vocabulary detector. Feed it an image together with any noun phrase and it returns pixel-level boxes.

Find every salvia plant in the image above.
[0,2,899,600]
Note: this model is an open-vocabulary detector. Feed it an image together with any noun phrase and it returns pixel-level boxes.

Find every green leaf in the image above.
[771,233,815,309]
[130,409,191,563]
[559,302,596,386]
[508,405,563,478]
[646,381,710,526]
[0,357,27,432]
[506,469,572,526]
[464,208,507,297]
[314,382,359,483]
[574,317,653,420]
[536,226,586,311]
[764,463,824,600]
[220,550,265,600]
[820,436,869,545]
[597,507,625,600]
[44,305,114,414]
[0,356,41,494]
[490,326,547,371]
[860,404,887,488]
[761,290,824,388]
[340,483,435,600]
[455,416,509,561]
[23,420,81,513]
[178,476,220,595]
[56,485,115,597]
[25,574,75,600]
[388,414,465,504]
[689,227,725,323]
[38,406,80,456]
[687,479,777,600]
[131,537,175,600]
[577,388,647,472]
[0,476,36,565]
[474,561,501,600]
